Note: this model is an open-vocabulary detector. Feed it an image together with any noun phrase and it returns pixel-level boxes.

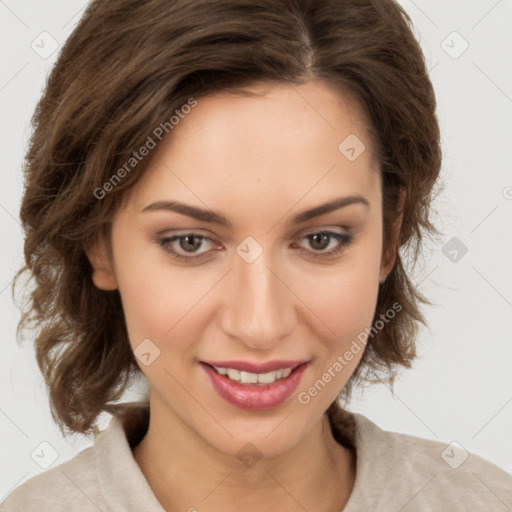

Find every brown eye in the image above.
[296,230,353,258]
[178,235,204,253]
[158,233,216,261]
[308,232,332,251]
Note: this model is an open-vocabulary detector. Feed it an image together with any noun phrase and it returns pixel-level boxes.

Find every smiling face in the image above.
[88,80,397,458]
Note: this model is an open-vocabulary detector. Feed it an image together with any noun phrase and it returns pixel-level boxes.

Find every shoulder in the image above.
[0,446,103,512]
[347,413,512,510]
[0,403,151,512]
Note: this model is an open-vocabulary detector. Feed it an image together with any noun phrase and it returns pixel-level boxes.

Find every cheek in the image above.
[292,258,380,413]
[112,231,210,350]
[293,239,381,347]
[112,215,382,357]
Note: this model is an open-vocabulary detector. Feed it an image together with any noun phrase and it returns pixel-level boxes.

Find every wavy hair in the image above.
[14,0,442,436]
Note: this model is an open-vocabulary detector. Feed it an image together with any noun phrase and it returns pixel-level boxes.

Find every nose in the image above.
[219,251,295,351]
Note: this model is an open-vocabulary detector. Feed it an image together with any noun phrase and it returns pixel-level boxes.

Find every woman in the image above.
[3,0,512,510]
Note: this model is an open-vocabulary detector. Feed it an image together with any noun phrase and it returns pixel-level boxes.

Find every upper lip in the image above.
[201,359,308,374]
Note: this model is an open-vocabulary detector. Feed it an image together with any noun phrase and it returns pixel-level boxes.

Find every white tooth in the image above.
[275,369,283,379]
[226,368,241,381]
[214,366,227,375]
[240,371,258,384]
[258,371,277,384]
[282,368,292,378]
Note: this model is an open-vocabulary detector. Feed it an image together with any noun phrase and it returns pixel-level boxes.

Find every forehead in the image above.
[127,81,381,211]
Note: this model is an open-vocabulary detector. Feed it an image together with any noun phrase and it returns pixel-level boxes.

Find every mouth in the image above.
[199,360,309,410]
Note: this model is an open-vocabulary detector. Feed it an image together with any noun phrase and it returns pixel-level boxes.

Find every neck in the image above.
[132,396,356,512]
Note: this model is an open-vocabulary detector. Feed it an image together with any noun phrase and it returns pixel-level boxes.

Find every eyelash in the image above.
[156,230,353,263]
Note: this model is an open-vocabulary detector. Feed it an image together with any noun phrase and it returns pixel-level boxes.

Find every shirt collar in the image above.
[94,402,166,511]
[93,401,386,511]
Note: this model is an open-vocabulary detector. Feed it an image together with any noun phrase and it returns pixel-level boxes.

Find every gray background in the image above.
[1,0,511,500]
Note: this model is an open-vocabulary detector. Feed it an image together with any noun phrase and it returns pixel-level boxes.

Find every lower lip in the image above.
[200,363,308,411]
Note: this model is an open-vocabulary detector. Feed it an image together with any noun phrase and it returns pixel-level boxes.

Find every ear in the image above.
[84,231,118,291]
[379,188,406,283]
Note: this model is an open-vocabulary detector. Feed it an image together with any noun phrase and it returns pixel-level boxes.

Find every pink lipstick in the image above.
[200,360,308,411]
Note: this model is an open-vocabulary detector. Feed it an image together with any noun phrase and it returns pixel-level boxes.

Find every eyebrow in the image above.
[142,195,370,229]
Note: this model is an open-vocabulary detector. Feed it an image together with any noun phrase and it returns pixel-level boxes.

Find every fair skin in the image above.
[87,80,402,512]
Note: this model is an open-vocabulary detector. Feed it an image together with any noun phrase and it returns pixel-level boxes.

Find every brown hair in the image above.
[14,0,442,437]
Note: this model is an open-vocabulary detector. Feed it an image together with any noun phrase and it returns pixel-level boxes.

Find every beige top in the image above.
[2,402,511,511]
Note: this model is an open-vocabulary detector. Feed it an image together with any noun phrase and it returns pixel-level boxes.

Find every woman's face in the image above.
[91,80,394,458]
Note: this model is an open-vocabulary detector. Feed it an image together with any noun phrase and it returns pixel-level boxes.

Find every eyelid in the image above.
[295,225,351,237]
[156,232,218,259]
[155,226,354,262]
[292,229,353,257]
